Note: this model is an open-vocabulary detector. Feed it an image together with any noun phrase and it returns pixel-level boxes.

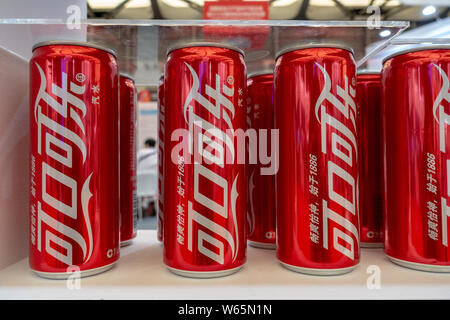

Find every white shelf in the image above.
[1,230,449,300]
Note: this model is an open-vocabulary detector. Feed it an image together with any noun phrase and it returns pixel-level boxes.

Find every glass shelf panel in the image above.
[362,36,450,71]
[0,19,409,85]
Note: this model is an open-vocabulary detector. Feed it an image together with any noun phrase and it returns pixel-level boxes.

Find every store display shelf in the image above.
[3,18,449,301]
[0,19,409,85]
[0,230,449,300]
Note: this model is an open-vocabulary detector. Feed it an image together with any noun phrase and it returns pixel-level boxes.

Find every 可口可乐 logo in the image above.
[33,62,94,266]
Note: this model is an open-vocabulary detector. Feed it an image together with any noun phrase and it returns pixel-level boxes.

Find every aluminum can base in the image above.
[31,262,116,280]
[120,239,134,247]
[167,265,243,279]
[361,242,383,248]
[279,261,357,276]
[387,255,450,273]
[248,240,276,250]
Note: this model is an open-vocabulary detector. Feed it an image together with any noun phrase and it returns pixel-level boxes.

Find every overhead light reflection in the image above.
[422,5,437,16]
[379,30,392,38]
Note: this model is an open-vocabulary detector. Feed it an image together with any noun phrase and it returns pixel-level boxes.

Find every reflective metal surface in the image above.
[357,72,383,246]
[246,73,276,249]
[275,47,359,274]
[163,45,247,275]
[382,48,450,271]
[29,44,120,276]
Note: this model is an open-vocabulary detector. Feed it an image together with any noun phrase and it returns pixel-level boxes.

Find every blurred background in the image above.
[85,0,449,23]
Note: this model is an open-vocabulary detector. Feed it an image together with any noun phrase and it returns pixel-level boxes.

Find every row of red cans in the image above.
[29,41,138,278]
[28,39,450,279]
[157,42,450,277]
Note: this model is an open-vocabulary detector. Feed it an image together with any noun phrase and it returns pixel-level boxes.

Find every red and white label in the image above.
[433,64,450,247]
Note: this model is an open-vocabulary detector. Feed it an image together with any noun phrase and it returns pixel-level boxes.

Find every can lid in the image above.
[32,40,117,58]
[357,69,381,75]
[120,73,135,81]
[248,70,273,79]
[166,42,245,57]
[382,45,450,65]
[275,42,354,60]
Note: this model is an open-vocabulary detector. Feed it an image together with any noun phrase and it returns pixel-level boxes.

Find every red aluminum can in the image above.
[163,43,247,278]
[29,41,120,278]
[157,74,165,243]
[120,73,138,246]
[274,44,360,275]
[356,71,383,248]
[246,71,276,249]
[382,46,450,272]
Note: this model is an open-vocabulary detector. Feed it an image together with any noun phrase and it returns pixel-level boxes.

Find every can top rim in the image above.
[248,70,274,79]
[166,42,245,57]
[32,40,117,58]
[275,43,354,60]
[120,72,135,81]
[357,70,381,75]
[382,45,450,64]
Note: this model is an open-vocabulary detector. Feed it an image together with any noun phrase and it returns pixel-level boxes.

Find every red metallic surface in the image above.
[382,48,450,268]
[29,43,120,275]
[120,74,137,245]
[246,73,276,247]
[356,73,383,246]
[163,45,247,275]
[157,75,165,242]
[274,47,360,273]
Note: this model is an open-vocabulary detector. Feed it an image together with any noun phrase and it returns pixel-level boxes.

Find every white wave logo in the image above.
[315,63,333,124]
[432,64,450,124]
[183,62,239,264]
[314,63,357,132]
[230,174,239,262]
[81,173,94,262]
[34,62,94,266]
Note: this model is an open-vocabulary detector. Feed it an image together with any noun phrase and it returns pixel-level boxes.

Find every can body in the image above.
[382,48,450,272]
[157,75,165,243]
[275,47,360,275]
[29,43,120,278]
[356,73,383,247]
[164,45,247,278]
[246,73,276,249]
[120,74,138,246]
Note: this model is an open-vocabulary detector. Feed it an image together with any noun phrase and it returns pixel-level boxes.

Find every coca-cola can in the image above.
[120,73,138,246]
[382,46,450,272]
[29,41,120,278]
[356,71,383,248]
[157,74,165,243]
[246,71,276,249]
[164,42,247,278]
[275,44,360,275]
